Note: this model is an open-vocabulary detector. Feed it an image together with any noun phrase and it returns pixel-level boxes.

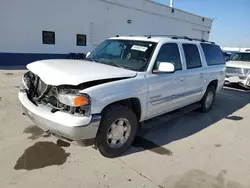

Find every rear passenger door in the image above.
[180,43,205,105]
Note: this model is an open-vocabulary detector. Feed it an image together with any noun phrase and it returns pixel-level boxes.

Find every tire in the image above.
[200,85,216,113]
[96,104,138,158]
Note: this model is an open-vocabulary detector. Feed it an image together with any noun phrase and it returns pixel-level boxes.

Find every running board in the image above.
[141,102,201,129]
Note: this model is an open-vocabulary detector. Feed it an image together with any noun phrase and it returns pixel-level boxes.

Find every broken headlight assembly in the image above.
[58,91,91,116]
[21,71,91,116]
[21,71,35,91]
[58,93,89,107]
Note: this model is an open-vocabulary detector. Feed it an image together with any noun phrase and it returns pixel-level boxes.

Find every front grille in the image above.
[226,67,250,76]
[226,67,243,74]
[37,78,48,96]
[36,79,59,107]
[23,71,90,115]
[30,75,59,107]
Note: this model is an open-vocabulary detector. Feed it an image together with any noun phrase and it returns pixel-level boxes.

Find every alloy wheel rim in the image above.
[106,118,131,148]
[205,91,214,109]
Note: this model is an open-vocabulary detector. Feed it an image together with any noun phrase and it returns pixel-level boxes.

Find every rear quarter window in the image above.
[201,43,225,66]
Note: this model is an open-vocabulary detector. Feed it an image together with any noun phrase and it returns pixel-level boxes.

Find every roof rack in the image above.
[144,35,215,44]
[191,37,215,44]
[144,34,181,39]
[171,36,193,41]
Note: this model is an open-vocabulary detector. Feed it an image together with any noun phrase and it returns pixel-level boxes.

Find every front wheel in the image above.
[200,85,216,113]
[96,104,138,158]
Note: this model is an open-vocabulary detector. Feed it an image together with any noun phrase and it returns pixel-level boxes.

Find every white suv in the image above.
[19,36,226,157]
[225,51,250,88]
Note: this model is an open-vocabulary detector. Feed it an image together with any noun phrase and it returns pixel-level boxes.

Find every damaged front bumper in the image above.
[19,91,101,141]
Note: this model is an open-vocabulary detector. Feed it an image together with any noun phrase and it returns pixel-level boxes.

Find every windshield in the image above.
[231,52,250,62]
[86,40,157,71]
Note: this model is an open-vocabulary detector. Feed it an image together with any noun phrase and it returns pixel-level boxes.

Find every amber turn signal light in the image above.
[74,96,89,107]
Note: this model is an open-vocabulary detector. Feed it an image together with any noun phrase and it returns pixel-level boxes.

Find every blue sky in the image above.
[154,0,250,47]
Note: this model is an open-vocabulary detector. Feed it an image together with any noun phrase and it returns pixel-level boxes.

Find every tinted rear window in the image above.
[201,43,225,66]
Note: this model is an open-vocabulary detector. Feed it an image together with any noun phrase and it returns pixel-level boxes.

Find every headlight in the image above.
[243,68,250,75]
[22,71,35,90]
[247,75,250,86]
[58,93,90,107]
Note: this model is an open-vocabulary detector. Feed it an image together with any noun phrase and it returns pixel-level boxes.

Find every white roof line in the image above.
[143,0,212,21]
[98,0,212,28]
[109,36,215,44]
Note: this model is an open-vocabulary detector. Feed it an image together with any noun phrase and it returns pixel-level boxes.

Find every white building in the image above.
[221,47,250,53]
[0,0,213,66]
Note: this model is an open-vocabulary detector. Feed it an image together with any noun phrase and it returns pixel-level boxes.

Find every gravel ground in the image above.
[0,69,250,188]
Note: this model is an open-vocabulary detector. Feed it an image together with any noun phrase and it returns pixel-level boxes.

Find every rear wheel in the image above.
[200,85,216,113]
[96,104,138,158]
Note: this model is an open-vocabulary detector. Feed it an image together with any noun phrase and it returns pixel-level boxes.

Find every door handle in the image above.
[180,77,184,81]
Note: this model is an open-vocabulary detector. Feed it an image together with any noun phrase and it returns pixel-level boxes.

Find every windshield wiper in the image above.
[101,60,125,69]
[108,61,124,69]
[85,56,97,63]
[87,58,134,70]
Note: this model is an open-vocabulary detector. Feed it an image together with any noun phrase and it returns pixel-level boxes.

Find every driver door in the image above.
[146,43,186,119]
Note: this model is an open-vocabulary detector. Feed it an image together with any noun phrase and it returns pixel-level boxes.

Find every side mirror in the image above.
[86,52,91,58]
[153,62,175,73]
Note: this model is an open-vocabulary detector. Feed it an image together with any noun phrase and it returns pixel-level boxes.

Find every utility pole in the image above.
[170,0,174,7]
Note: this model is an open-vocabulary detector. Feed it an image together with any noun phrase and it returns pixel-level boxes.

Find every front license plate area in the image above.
[228,76,240,83]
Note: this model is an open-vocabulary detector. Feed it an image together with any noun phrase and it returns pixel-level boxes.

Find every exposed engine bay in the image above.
[22,71,129,116]
[22,71,91,116]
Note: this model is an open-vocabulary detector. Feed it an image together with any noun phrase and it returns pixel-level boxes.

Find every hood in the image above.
[226,60,250,69]
[27,59,137,86]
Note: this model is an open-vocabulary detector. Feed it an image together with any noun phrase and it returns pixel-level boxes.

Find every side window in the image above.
[154,43,182,70]
[182,44,202,69]
[201,43,225,65]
